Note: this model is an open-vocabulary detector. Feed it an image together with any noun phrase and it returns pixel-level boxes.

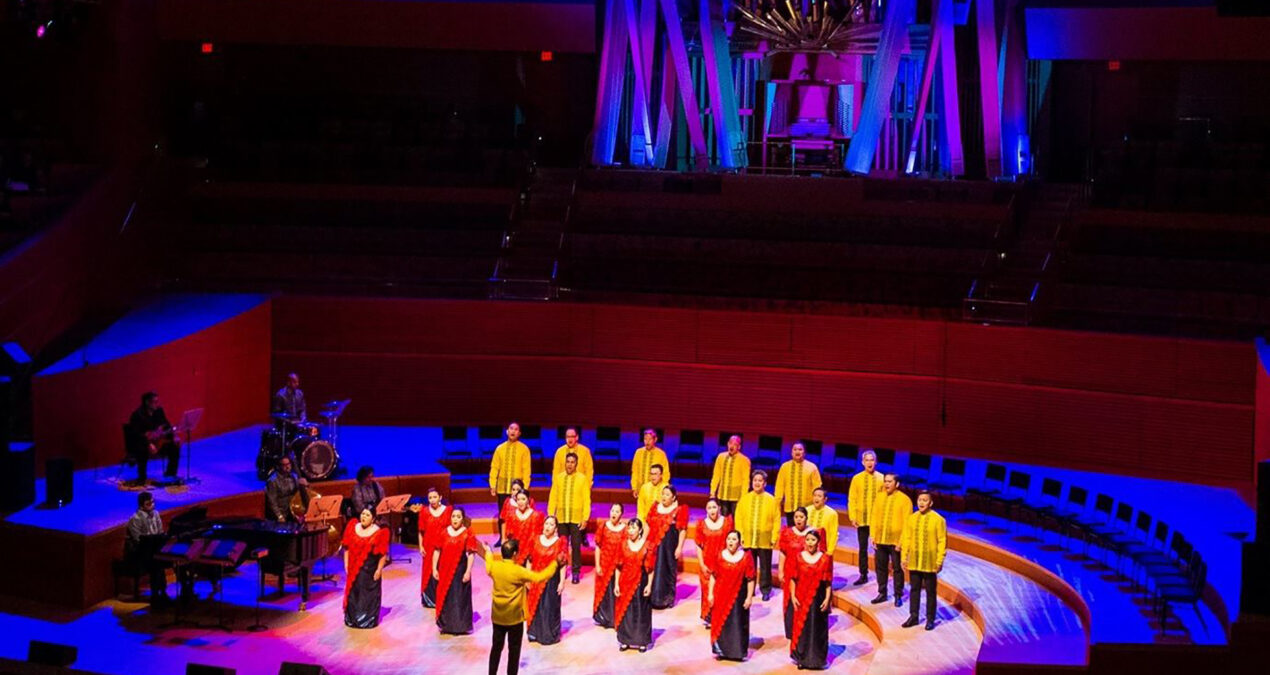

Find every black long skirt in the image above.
[712,585,750,661]
[616,570,653,649]
[784,596,794,639]
[421,577,438,608]
[528,573,563,644]
[792,581,831,669]
[344,553,382,629]
[650,527,679,609]
[436,555,474,635]
[594,576,616,627]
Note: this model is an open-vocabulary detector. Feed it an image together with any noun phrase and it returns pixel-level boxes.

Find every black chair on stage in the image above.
[477,425,503,460]
[1086,502,1134,568]
[1107,510,1155,583]
[826,443,859,480]
[872,448,896,474]
[1135,524,1186,586]
[966,463,1008,513]
[905,453,933,490]
[673,429,706,466]
[927,457,967,496]
[1024,478,1064,538]
[754,435,782,474]
[440,426,470,460]
[1152,547,1206,635]
[594,426,622,470]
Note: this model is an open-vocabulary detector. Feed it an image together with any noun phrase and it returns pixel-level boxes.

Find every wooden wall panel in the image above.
[268,296,1257,488]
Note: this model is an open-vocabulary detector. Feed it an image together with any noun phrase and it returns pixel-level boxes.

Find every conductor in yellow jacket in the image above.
[901,491,947,631]
[710,435,751,518]
[630,429,669,498]
[490,422,532,544]
[736,469,782,601]
[868,473,912,607]
[482,540,559,675]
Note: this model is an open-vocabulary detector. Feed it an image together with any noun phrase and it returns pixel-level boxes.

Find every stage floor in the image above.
[0,541,919,675]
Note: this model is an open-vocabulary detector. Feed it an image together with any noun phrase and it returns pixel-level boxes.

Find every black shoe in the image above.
[619,644,629,652]
[761,590,771,602]
[870,595,888,604]
[638,646,647,653]
[925,621,936,631]
[572,573,581,584]
[901,617,920,628]
[895,595,903,607]
[853,575,869,586]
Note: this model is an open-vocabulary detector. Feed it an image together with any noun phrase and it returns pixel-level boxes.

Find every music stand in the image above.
[174,408,204,485]
[377,494,412,564]
[306,494,345,584]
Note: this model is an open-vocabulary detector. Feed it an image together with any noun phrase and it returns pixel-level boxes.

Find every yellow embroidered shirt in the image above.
[489,440,532,493]
[548,470,592,525]
[774,459,823,513]
[637,480,671,521]
[735,490,782,549]
[710,451,752,502]
[805,504,841,553]
[630,446,670,493]
[900,509,947,573]
[847,469,884,526]
[552,443,594,478]
[868,489,913,547]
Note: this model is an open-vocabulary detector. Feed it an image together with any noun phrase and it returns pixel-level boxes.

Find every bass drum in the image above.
[296,439,339,481]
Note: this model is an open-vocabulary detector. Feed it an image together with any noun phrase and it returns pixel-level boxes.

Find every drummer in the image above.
[273,372,307,426]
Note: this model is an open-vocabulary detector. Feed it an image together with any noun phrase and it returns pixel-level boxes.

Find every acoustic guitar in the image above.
[144,425,177,456]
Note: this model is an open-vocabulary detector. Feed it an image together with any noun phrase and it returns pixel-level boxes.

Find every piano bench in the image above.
[111,558,143,601]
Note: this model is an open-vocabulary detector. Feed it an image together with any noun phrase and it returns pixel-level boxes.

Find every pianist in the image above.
[266,456,309,522]
[125,491,169,605]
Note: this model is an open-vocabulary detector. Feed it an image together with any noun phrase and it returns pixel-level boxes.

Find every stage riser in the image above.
[1,473,448,609]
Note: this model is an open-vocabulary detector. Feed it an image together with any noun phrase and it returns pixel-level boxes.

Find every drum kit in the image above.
[256,399,351,481]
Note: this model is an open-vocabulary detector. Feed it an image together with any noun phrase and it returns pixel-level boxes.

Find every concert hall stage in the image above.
[0,423,1248,675]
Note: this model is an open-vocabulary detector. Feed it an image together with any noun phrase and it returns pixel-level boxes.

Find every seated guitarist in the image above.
[126,391,180,484]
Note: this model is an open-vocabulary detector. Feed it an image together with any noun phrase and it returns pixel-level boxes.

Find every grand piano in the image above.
[166,510,333,610]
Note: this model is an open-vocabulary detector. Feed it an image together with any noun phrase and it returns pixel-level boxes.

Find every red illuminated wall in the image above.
[31,302,272,471]
[274,297,1255,489]
[1256,339,1270,475]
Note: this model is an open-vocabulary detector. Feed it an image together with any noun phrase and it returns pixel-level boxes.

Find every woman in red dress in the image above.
[613,518,655,652]
[525,515,570,644]
[708,530,756,661]
[593,503,627,628]
[342,507,391,628]
[693,497,732,627]
[418,487,452,608]
[779,507,822,639]
[646,485,689,609]
[498,479,533,544]
[433,506,481,635]
[504,490,543,566]
[789,529,834,670]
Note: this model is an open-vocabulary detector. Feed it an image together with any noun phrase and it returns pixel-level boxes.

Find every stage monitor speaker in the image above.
[1,440,36,511]
[27,640,77,667]
[188,664,237,675]
[46,457,74,507]
[279,663,330,675]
